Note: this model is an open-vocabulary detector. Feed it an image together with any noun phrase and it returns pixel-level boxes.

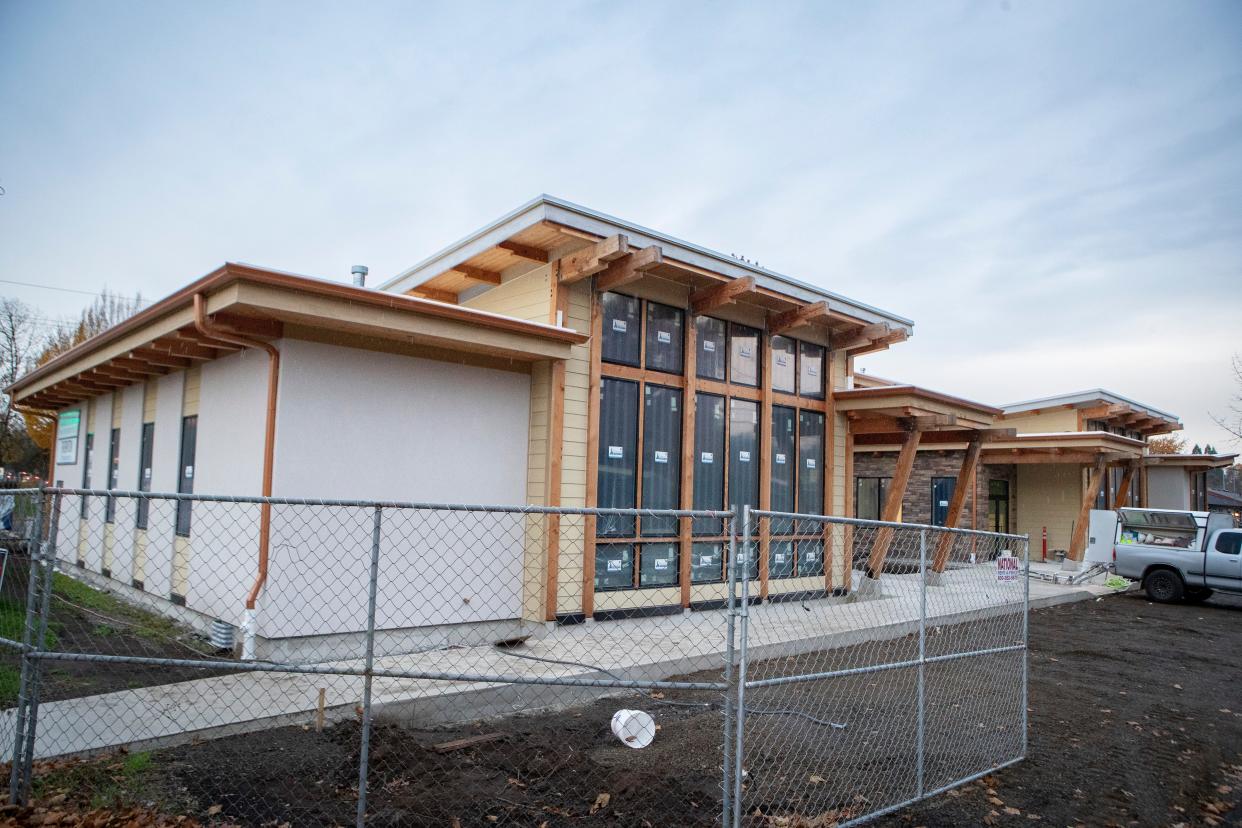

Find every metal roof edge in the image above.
[999,388,1181,424]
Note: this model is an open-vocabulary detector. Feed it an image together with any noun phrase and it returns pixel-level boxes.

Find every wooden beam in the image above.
[849,328,909,356]
[110,357,168,376]
[931,437,983,573]
[498,240,550,263]
[150,339,223,361]
[864,427,922,580]
[690,276,756,316]
[582,291,604,618]
[768,301,830,336]
[1067,457,1108,562]
[129,348,191,369]
[558,235,630,285]
[77,371,128,389]
[594,246,663,294]
[409,287,458,304]
[211,315,283,338]
[832,322,891,351]
[93,365,148,382]
[174,330,242,351]
[450,264,503,285]
[1114,461,1138,507]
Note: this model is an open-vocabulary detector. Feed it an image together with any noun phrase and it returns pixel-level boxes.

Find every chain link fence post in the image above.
[8,489,43,805]
[731,505,752,828]
[20,491,63,800]
[721,513,737,828]
[355,504,383,827]
[917,527,927,800]
[1021,534,1031,760]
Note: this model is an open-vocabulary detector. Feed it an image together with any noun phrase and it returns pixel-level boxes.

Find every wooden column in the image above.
[823,352,835,593]
[758,333,773,600]
[842,427,855,591]
[582,290,603,618]
[543,266,568,621]
[1114,461,1137,508]
[931,436,983,573]
[1067,457,1108,562]
[679,307,697,608]
[865,426,922,579]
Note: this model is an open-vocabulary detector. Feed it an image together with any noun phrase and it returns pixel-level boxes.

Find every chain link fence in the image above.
[0,489,1026,827]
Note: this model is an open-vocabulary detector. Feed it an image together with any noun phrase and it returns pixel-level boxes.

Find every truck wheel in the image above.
[1185,588,1213,604]
[1144,569,1184,603]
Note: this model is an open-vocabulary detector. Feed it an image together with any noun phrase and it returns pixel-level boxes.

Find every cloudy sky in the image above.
[2,1,1239,447]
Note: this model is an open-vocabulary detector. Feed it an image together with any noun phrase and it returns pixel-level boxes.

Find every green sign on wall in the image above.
[56,409,81,465]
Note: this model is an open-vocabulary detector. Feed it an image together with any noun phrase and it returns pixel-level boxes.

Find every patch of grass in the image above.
[0,597,59,649]
[0,664,21,705]
[32,750,172,811]
[52,574,210,653]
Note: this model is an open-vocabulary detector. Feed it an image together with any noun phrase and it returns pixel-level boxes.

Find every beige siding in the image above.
[462,265,551,323]
[556,281,593,614]
[1014,463,1083,553]
[830,349,848,586]
[142,380,157,423]
[1004,408,1079,434]
[182,366,201,417]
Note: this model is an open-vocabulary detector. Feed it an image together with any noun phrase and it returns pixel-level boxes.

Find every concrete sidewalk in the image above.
[1,566,1110,761]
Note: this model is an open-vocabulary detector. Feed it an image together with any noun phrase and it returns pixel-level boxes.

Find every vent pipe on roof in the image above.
[351,265,368,287]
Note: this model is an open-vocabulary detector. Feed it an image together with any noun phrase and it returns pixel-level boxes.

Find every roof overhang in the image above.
[381,195,914,355]
[999,388,1182,436]
[853,430,1147,464]
[1144,453,1238,470]
[8,263,588,411]
[836,385,1001,432]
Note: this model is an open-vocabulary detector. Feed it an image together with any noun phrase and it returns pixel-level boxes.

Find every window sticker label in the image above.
[699,555,714,566]
[143,468,151,480]
[738,450,751,463]
[776,354,788,367]
[612,319,627,333]
[657,330,671,344]
[608,445,624,459]
[740,345,753,358]
[184,465,194,479]
[774,552,787,562]
[702,340,716,352]
[808,365,818,376]
[654,558,669,570]
[775,453,786,465]
[806,458,816,469]
[607,559,623,572]
[701,452,714,464]
[654,450,669,464]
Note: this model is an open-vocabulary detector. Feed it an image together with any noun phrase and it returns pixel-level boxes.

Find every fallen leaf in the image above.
[590,792,611,815]
[1004,806,1021,815]
[206,805,223,816]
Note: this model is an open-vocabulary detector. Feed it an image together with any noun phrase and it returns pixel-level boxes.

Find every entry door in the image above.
[931,477,956,526]
[1205,530,1242,590]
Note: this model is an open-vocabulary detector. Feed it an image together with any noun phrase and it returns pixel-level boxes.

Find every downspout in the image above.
[193,293,280,660]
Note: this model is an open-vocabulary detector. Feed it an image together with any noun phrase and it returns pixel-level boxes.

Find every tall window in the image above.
[988,479,1009,534]
[770,336,796,394]
[176,416,197,537]
[80,432,94,519]
[770,408,825,579]
[770,406,796,520]
[729,323,761,387]
[856,477,890,521]
[104,428,120,523]
[931,477,956,526]
[798,342,825,399]
[641,385,682,536]
[695,317,726,381]
[597,377,639,539]
[692,394,726,537]
[135,423,155,529]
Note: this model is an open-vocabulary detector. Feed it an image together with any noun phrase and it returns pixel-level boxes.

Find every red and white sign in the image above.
[996,553,1020,583]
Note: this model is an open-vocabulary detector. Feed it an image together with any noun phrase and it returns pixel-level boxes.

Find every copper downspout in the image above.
[193,293,280,610]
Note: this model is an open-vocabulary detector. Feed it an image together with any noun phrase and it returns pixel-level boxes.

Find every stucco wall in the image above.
[1146,466,1189,510]
[1001,409,1080,434]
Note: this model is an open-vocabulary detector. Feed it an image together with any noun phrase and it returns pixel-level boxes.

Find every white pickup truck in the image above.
[1112,508,1242,603]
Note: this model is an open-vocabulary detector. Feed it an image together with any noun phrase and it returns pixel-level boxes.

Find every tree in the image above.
[0,298,45,476]
[1147,435,1186,455]
[1211,353,1242,445]
[1192,444,1202,454]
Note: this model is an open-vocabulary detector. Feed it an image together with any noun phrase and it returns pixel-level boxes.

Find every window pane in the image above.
[797,540,824,577]
[136,422,155,530]
[693,394,726,535]
[770,540,795,578]
[640,542,678,586]
[695,317,726,381]
[856,477,880,521]
[771,336,796,393]
[597,378,638,537]
[176,416,197,537]
[105,428,120,524]
[799,342,825,399]
[729,399,759,513]
[932,477,956,526]
[691,541,724,583]
[641,385,682,536]
[644,302,684,374]
[770,405,796,530]
[729,323,760,387]
[595,544,634,590]
[601,292,641,366]
[80,433,94,519]
[797,411,824,531]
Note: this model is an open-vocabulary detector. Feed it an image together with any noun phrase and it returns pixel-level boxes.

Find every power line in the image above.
[0,278,151,304]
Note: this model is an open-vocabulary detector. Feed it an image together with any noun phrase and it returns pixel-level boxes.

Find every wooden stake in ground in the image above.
[315,687,326,732]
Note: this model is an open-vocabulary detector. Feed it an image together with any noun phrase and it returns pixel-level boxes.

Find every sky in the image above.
[1,0,1240,448]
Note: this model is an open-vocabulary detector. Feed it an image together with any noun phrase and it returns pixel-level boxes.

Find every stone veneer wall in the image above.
[852,448,1016,532]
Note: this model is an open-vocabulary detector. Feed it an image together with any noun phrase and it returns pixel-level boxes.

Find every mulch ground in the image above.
[6,589,1242,827]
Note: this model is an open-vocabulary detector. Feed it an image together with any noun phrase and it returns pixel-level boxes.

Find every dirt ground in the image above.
[12,590,1242,827]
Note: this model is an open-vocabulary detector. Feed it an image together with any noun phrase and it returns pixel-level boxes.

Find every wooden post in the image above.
[582,290,603,618]
[758,332,773,600]
[931,436,983,573]
[865,426,922,580]
[1067,457,1108,562]
[679,305,697,609]
[544,266,568,621]
[1114,461,1137,508]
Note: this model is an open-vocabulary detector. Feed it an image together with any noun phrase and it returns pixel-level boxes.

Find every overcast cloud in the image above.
[1,0,1239,446]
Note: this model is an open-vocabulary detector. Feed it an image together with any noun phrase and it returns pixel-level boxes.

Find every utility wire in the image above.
[0,278,152,305]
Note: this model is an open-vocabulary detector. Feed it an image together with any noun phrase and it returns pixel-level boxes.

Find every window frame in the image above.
[135,422,155,530]
[175,415,197,538]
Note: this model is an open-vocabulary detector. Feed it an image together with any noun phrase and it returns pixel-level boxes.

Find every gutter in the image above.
[193,293,279,660]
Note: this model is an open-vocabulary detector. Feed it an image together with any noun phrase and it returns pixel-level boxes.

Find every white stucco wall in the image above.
[142,371,186,597]
[257,338,533,639]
